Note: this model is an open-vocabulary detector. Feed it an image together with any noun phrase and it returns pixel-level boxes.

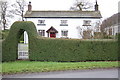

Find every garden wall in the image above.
[2,21,119,62]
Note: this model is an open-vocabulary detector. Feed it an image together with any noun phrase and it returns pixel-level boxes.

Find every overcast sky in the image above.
[8,0,120,20]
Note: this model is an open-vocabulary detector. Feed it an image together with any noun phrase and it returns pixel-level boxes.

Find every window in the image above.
[83,20,91,26]
[61,30,68,37]
[60,20,68,26]
[37,20,46,26]
[109,28,112,35]
[38,30,45,36]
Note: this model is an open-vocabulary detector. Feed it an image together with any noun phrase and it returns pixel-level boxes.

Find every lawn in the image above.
[1,61,118,74]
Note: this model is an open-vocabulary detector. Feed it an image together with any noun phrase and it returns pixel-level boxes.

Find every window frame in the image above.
[38,30,45,37]
[37,20,46,26]
[61,30,68,37]
[83,20,91,26]
[60,20,68,26]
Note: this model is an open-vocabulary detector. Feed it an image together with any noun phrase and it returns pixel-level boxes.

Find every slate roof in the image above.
[24,10,102,18]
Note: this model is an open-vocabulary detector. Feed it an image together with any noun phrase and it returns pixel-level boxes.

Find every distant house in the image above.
[24,1,102,43]
[104,23,119,36]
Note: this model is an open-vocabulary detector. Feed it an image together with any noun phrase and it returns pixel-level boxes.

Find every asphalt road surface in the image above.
[3,68,118,78]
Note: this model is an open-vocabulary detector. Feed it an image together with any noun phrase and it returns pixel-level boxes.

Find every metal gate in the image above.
[18,43,29,59]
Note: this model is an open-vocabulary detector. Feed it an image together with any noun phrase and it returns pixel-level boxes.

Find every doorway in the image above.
[46,26,58,38]
[50,32,56,38]
[18,30,29,60]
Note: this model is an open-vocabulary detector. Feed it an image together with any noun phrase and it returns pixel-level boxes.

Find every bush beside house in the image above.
[2,21,119,62]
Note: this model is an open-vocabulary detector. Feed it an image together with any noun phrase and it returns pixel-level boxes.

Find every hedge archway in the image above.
[2,21,38,61]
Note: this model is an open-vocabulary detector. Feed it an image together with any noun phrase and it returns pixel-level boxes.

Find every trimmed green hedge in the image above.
[2,21,38,62]
[1,30,9,40]
[30,38,118,61]
[118,33,120,61]
[2,21,119,62]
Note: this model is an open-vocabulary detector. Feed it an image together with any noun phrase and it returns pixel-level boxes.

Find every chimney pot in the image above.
[28,1,32,12]
[95,0,99,11]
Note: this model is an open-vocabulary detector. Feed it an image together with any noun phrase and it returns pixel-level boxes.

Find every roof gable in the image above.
[46,26,58,33]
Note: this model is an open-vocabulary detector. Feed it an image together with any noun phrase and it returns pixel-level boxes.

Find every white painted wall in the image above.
[105,24,119,36]
[24,18,101,43]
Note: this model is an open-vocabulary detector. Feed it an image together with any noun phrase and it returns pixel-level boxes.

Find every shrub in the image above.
[118,33,120,61]
[2,21,118,62]
[1,30,9,40]
[2,21,38,62]
[29,38,118,61]
[94,32,104,39]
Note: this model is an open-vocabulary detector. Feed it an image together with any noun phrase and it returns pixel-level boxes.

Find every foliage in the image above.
[2,21,118,62]
[11,0,27,21]
[1,30,9,40]
[2,21,38,62]
[30,38,118,62]
[0,1,14,30]
[94,32,104,39]
[94,32,119,39]
[1,29,24,42]
[2,61,118,74]
[70,0,93,11]
[118,33,120,60]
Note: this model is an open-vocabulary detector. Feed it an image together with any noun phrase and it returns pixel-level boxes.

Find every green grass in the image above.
[2,61,118,75]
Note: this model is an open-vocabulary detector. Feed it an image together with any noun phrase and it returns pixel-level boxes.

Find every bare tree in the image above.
[11,0,27,21]
[1,1,8,30]
[77,26,94,39]
[0,1,2,29]
[70,0,93,11]
[0,1,14,30]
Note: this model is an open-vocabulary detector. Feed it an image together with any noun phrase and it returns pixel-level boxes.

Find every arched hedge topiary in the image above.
[2,21,38,61]
[2,21,118,62]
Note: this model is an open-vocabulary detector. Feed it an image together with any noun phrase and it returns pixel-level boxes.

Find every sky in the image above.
[6,0,120,23]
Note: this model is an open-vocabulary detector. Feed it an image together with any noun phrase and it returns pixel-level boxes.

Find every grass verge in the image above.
[2,61,118,75]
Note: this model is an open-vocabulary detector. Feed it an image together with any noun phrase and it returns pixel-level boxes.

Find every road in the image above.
[3,68,118,78]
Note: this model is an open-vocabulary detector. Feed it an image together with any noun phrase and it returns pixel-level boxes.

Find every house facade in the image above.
[104,23,119,36]
[24,1,102,43]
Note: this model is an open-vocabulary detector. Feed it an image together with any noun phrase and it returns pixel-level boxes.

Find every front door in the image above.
[50,32,56,38]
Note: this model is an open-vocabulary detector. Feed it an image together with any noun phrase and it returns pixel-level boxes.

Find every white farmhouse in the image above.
[24,1,102,43]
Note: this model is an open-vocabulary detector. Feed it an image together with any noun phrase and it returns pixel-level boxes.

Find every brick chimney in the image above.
[28,1,32,12]
[95,0,99,11]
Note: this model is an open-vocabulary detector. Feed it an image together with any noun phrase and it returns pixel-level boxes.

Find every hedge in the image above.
[1,30,10,40]
[2,21,38,62]
[118,33,120,61]
[30,38,118,61]
[2,21,119,62]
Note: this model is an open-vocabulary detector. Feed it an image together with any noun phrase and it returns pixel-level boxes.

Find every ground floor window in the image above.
[61,30,68,37]
[38,30,45,36]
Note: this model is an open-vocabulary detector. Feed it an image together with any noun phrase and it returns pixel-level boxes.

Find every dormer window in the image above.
[37,20,46,26]
[83,20,91,26]
[60,20,68,26]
